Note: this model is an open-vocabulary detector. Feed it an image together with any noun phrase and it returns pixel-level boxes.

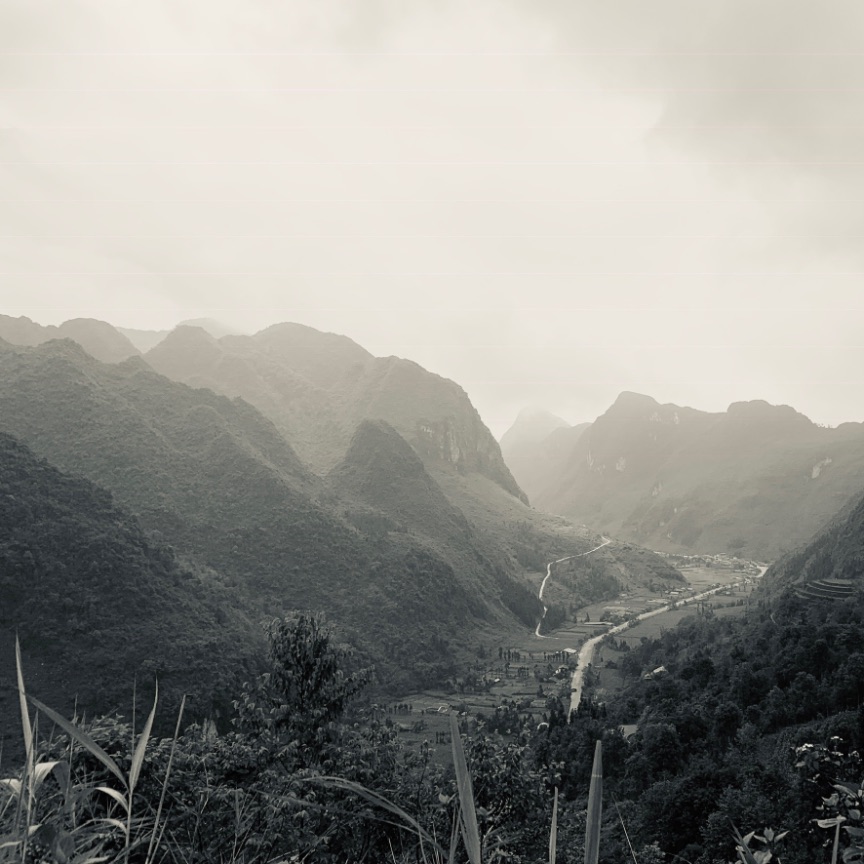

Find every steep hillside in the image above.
[145,323,526,502]
[0,340,539,690]
[0,315,140,363]
[500,408,591,502]
[531,392,864,559]
[0,431,262,746]
[763,487,864,599]
[329,419,475,553]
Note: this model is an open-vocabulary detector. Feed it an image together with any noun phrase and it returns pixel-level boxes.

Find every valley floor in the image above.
[388,562,760,762]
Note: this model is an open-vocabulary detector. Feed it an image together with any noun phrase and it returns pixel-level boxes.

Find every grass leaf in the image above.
[585,741,603,864]
[96,785,131,813]
[146,693,185,864]
[450,712,481,864]
[14,637,33,776]
[28,695,126,788]
[129,681,158,795]
[549,786,559,864]
[731,823,761,864]
[309,775,445,855]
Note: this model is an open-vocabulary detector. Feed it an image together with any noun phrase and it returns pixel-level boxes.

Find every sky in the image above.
[3,1,864,438]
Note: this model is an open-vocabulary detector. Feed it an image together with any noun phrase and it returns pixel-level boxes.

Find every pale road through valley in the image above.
[535,537,612,638]
[565,565,769,718]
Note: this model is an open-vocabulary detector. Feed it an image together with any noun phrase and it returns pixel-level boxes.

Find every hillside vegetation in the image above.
[0,340,512,691]
[0,431,262,748]
[0,338,658,713]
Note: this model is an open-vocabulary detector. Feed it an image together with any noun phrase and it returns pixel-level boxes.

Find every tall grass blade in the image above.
[549,786,559,864]
[27,694,126,788]
[584,741,603,864]
[146,693,185,864]
[449,712,481,864]
[613,796,638,864]
[15,635,36,859]
[310,775,445,853]
[129,681,157,795]
[96,785,131,813]
[14,637,33,775]
[448,804,460,864]
[730,824,760,864]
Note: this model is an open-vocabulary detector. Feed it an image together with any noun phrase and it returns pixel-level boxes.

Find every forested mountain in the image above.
[144,322,526,502]
[0,430,262,748]
[0,338,639,705]
[516,391,864,559]
[0,339,513,688]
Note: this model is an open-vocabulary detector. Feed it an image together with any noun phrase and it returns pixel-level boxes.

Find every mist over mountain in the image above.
[0,337,618,702]
[329,419,475,552]
[144,321,527,503]
[118,318,242,353]
[500,408,591,502]
[510,391,864,559]
[764,485,864,600]
[0,315,140,364]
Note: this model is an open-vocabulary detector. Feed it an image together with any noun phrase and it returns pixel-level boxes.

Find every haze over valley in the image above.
[5,2,864,860]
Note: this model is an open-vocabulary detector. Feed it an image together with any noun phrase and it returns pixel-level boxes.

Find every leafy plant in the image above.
[1,636,182,864]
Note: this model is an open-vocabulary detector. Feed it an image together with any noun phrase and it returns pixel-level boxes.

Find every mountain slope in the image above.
[329,419,475,552]
[530,392,864,559]
[145,323,526,502]
[0,430,262,746]
[763,487,864,598]
[0,339,541,691]
[0,315,140,363]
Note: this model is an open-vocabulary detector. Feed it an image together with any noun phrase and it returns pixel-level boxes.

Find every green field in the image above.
[383,565,759,757]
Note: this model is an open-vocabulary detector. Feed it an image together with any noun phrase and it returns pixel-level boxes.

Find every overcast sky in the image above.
[3,1,864,437]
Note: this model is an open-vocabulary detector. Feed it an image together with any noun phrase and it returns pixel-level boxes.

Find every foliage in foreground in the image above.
[8,601,864,864]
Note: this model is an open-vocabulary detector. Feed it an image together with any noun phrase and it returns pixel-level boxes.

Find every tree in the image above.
[236,612,371,764]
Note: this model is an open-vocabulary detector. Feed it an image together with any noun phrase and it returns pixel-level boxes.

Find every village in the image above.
[377,559,763,757]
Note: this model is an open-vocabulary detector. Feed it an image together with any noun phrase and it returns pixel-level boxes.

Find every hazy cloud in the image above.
[2,1,863,435]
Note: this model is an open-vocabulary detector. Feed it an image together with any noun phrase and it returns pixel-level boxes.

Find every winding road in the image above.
[535,537,611,637]
[566,566,767,718]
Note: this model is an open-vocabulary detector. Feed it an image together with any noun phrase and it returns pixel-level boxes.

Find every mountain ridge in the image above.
[144,321,528,503]
[508,391,864,559]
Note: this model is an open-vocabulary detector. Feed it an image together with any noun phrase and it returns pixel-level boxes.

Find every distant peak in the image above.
[603,392,662,418]
[613,391,659,407]
[167,324,220,343]
[517,405,569,424]
[500,407,570,448]
[336,418,428,479]
[726,399,812,426]
[254,321,371,355]
[176,318,243,338]
[35,337,96,363]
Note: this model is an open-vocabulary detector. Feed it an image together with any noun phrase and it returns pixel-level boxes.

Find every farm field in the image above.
[385,564,760,758]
